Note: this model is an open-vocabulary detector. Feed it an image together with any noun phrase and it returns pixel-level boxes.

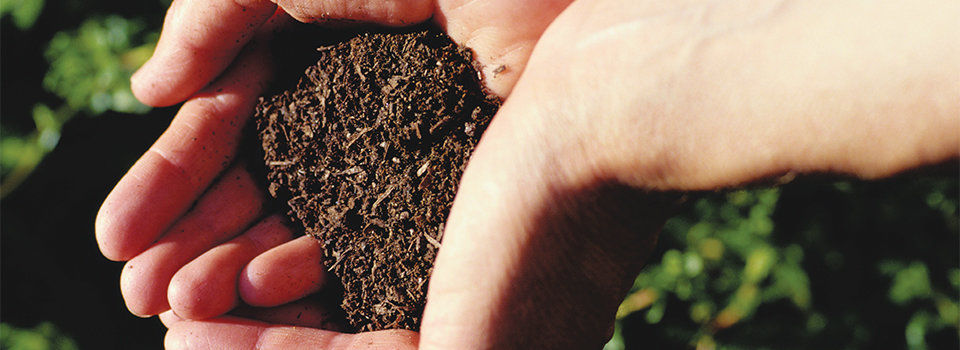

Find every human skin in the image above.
[96,0,958,348]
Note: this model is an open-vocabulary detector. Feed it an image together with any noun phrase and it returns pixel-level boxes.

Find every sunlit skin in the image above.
[96,0,958,348]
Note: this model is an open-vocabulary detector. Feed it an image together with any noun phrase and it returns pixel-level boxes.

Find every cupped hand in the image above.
[98,0,959,348]
[422,0,957,347]
[96,0,576,347]
[95,11,342,323]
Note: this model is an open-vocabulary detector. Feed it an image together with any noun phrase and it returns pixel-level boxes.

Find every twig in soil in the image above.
[372,186,394,211]
[344,127,372,150]
[416,161,430,177]
[424,233,441,249]
[428,116,452,135]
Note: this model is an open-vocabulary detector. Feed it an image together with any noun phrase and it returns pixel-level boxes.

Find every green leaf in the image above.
[905,312,932,350]
[689,301,714,323]
[743,246,777,284]
[602,324,625,350]
[886,262,933,305]
[646,299,667,324]
[948,269,960,290]
[1,0,45,30]
[0,322,79,350]
[683,251,704,277]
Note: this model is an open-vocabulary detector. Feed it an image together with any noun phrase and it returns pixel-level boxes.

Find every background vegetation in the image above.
[1,1,956,349]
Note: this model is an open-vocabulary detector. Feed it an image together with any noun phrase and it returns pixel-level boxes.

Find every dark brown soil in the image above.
[254,26,500,331]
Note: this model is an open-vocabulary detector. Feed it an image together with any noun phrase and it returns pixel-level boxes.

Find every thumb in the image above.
[419,92,679,349]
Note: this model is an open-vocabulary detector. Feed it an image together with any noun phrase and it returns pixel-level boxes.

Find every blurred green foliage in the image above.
[0,323,79,350]
[44,15,154,115]
[606,177,958,349]
[0,0,45,29]
[1,1,156,196]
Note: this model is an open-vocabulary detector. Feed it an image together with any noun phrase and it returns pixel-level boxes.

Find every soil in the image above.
[254,25,501,332]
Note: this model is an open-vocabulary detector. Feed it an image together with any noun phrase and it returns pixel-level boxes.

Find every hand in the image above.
[97,0,959,349]
[96,0,575,347]
[96,12,348,323]
[422,0,957,347]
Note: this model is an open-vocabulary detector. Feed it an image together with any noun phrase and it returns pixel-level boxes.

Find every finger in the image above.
[121,165,265,317]
[160,310,184,328]
[133,0,433,107]
[231,299,346,330]
[435,0,573,97]
[164,317,418,350]
[274,0,432,25]
[168,215,293,320]
[131,0,277,106]
[239,235,327,307]
[96,32,272,262]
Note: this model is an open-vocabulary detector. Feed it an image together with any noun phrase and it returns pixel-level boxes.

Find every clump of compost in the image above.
[254,26,500,331]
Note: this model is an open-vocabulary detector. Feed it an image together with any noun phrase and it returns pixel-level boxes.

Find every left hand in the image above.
[97,0,578,347]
